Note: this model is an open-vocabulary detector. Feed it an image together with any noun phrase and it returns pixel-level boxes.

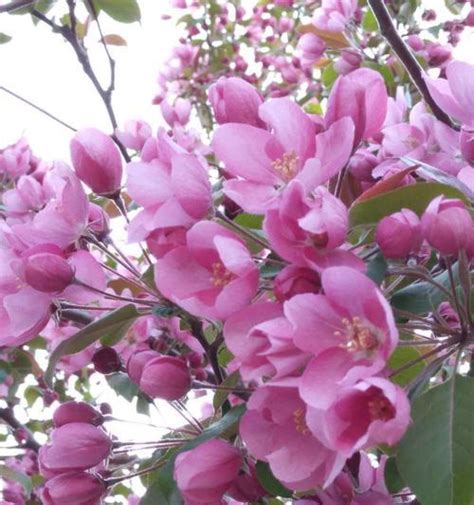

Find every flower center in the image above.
[368,393,395,422]
[293,408,310,436]
[209,262,233,288]
[271,150,299,181]
[336,316,379,354]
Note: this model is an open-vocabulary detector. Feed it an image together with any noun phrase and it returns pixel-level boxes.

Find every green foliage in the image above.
[95,0,141,23]
[388,346,425,386]
[397,375,474,505]
[0,465,33,494]
[0,33,12,43]
[255,461,293,498]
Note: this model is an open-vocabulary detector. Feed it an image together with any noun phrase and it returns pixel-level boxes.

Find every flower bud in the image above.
[161,97,192,127]
[53,401,103,427]
[227,464,266,502]
[70,128,122,196]
[42,472,106,505]
[174,439,242,504]
[296,33,325,67]
[40,423,111,473]
[24,248,74,293]
[460,126,474,166]
[92,347,122,374]
[348,150,378,181]
[426,43,451,67]
[87,203,110,239]
[406,34,425,52]
[421,196,473,255]
[274,266,321,302]
[126,350,158,384]
[139,355,191,401]
[208,77,264,127]
[115,120,151,151]
[375,209,422,259]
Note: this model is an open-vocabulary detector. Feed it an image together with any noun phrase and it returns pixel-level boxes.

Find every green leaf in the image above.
[95,0,141,23]
[391,264,457,315]
[349,183,469,228]
[213,370,240,411]
[45,304,140,385]
[106,373,140,402]
[362,9,378,31]
[366,252,387,285]
[255,461,293,498]
[141,405,246,505]
[0,465,32,494]
[384,457,405,494]
[0,33,12,43]
[234,213,263,230]
[388,346,425,386]
[397,375,474,505]
[321,63,338,88]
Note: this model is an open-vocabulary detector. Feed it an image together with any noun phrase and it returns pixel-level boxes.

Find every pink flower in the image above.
[155,221,259,320]
[306,377,410,455]
[313,0,358,32]
[240,383,345,491]
[264,181,362,271]
[291,267,398,409]
[174,439,242,504]
[70,128,123,196]
[296,33,325,67]
[425,60,474,125]
[161,97,192,127]
[115,120,152,151]
[208,77,264,127]
[139,355,191,400]
[127,350,159,384]
[227,463,265,502]
[375,209,422,259]
[326,68,388,148]
[0,138,33,177]
[53,402,103,428]
[2,174,45,218]
[42,472,106,505]
[460,126,474,166]
[212,97,354,213]
[39,423,111,474]
[224,302,308,381]
[421,195,473,255]
[274,265,321,302]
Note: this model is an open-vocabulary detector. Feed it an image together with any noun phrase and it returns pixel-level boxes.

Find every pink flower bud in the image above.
[460,126,474,166]
[139,355,191,401]
[40,423,112,473]
[375,209,422,259]
[115,120,152,151]
[42,472,106,505]
[426,43,451,67]
[126,350,158,384]
[348,150,378,181]
[296,33,325,67]
[274,266,322,302]
[406,34,425,52]
[23,247,74,293]
[334,49,362,75]
[174,439,242,503]
[70,128,123,196]
[87,203,110,239]
[53,401,103,427]
[421,195,473,255]
[208,77,264,127]
[227,463,266,502]
[92,347,122,374]
[161,97,192,127]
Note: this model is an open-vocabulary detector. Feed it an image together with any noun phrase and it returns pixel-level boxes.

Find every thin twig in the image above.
[0,0,34,13]
[0,407,40,452]
[0,85,77,132]
[367,0,457,130]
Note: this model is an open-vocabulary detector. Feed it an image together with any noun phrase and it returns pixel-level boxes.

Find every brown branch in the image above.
[0,407,40,452]
[367,0,457,130]
[0,0,34,13]
[0,84,77,131]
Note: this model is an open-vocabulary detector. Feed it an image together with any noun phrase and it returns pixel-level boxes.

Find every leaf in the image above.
[321,62,338,88]
[106,373,140,402]
[388,346,426,386]
[213,370,240,411]
[95,0,141,23]
[101,34,127,46]
[141,405,246,505]
[384,457,405,494]
[362,9,378,31]
[401,156,474,203]
[45,304,140,385]
[391,264,457,315]
[0,465,32,494]
[366,252,388,285]
[255,461,293,498]
[349,182,469,228]
[298,24,349,49]
[234,213,263,230]
[0,33,12,43]
[397,375,474,505]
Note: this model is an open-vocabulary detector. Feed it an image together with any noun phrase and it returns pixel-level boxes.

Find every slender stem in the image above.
[105,459,167,486]
[216,210,271,251]
[0,407,40,452]
[367,0,457,129]
[0,0,35,13]
[189,318,224,383]
[445,256,468,329]
[74,279,155,307]
[0,85,77,132]
[101,262,158,299]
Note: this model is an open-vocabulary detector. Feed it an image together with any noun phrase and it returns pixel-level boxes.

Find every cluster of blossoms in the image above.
[1,0,474,504]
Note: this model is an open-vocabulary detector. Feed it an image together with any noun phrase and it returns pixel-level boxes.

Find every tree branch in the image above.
[0,84,77,131]
[367,0,457,130]
[0,407,40,452]
[0,0,34,13]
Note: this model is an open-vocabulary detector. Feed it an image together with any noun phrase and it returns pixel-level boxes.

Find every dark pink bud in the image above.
[227,463,266,502]
[40,423,111,473]
[421,196,473,255]
[375,209,422,259]
[126,350,158,384]
[208,77,264,127]
[349,150,378,181]
[92,347,122,374]
[87,203,110,239]
[426,43,451,67]
[42,472,106,505]
[53,401,103,427]
[274,266,322,302]
[406,34,425,52]
[70,128,122,196]
[422,9,436,21]
[139,355,191,401]
[24,251,74,293]
[460,126,474,166]
[174,439,242,503]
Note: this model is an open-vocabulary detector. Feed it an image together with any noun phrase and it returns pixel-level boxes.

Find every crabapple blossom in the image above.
[41,472,106,505]
[375,209,422,259]
[53,401,104,428]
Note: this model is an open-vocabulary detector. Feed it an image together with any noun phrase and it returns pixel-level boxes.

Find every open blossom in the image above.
[240,383,345,491]
[2,174,45,219]
[174,439,242,504]
[290,267,398,409]
[155,221,259,320]
[0,138,33,177]
[306,377,410,455]
[313,0,358,32]
[212,96,354,213]
[115,120,152,151]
